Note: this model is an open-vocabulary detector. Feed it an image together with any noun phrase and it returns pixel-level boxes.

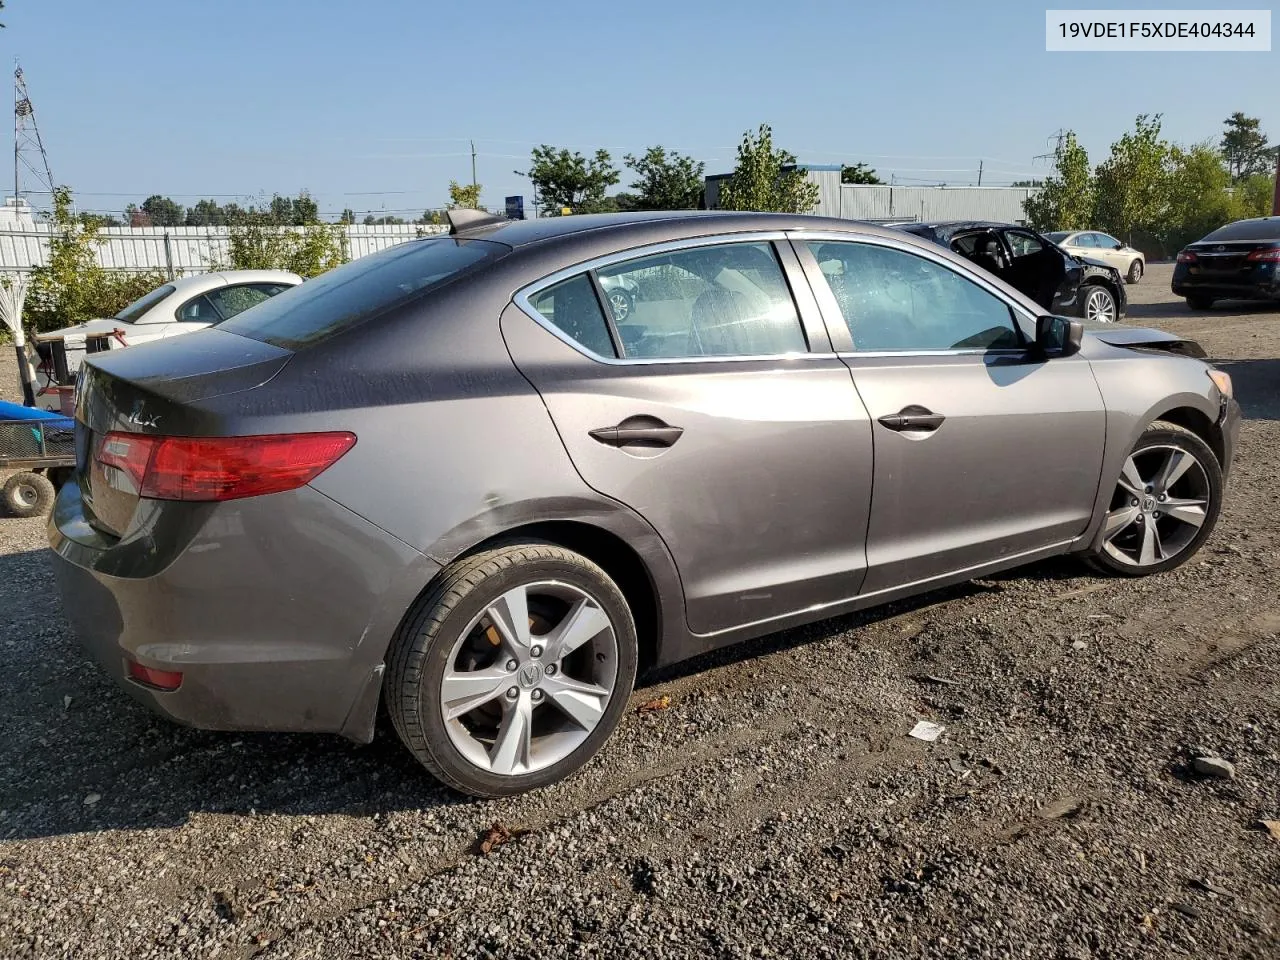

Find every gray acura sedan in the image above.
[49,210,1239,797]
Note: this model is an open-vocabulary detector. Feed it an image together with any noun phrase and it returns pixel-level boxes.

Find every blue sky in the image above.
[4,0,1275,219]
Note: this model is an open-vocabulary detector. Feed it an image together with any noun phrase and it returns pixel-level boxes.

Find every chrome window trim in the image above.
[787,228,1043,351]
[512,232,824,366]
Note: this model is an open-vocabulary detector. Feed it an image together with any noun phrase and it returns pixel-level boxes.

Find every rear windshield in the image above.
[219,238,508,349]
[114,284,175,322]
[1201,219,1280,242]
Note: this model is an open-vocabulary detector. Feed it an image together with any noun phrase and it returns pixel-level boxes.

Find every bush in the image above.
[25,187,169,334]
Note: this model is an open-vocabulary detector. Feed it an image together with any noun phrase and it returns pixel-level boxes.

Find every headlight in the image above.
[1208,369,1233,399]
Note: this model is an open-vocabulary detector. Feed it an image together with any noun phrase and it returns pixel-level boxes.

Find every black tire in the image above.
[1186,295,1214,311]
[1084,420,1223,577]
[2,471,56,518]
[1079,284,1117,323]
[385,541,638,797]
[1126,259,1143,284]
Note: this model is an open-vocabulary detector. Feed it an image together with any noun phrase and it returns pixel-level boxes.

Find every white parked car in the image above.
[36,270,301,366]
[1044,231,1145,284]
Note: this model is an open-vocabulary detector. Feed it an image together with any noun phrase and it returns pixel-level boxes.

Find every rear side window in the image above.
[594,242,806,359]
[220,239,507,348]
[205,283,289,322]
[1202,219,1280,242]
[176,294,221,323]
[529,275,617,358]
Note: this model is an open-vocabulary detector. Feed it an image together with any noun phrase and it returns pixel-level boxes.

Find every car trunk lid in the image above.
[1186,240,1271,274]
[75,329,292,538]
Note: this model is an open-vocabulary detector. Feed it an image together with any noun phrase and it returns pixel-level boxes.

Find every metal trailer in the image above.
[0,399,74,517]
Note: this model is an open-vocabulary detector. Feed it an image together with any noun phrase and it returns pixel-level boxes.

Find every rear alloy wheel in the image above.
[1186,295,1214,311]
[386,542,637,797]
[1126,259,1143,284]
[1086,421,1222,576]
[2,471,55,518]
[1082,285,1117,323]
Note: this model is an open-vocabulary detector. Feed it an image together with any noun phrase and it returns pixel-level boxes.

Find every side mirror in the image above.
[1114,241,1126,250]
[1035,314,1084,357]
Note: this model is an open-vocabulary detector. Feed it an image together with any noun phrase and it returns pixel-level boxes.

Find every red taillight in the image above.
[127,660,183,691]
[97,431,356,501]
[1176,250,1198,263]
[1246,247,1280,262]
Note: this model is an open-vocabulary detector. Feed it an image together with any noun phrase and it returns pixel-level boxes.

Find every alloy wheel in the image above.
[439,581,619,776]
[607,291,631,322]
[1101,444,1211,568]
[1084,288,1116,322]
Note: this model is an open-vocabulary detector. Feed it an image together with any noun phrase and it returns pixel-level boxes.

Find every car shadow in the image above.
[1124,299,1280,321]
[1210,358,1280,421]
[0,541,1015,841]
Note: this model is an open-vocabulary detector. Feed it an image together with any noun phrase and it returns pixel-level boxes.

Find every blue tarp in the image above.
[0,400,75,429]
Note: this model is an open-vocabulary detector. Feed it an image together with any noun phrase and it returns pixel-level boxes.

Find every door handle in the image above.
[878,405,945,432]
[590,419,684,448]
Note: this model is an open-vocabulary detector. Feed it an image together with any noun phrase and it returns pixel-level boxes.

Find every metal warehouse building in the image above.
[705,165,1040,224]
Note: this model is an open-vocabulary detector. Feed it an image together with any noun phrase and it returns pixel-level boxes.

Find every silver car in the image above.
[49,211,1239,797]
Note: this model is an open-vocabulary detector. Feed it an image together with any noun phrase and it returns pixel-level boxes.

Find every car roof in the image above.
[164,270,303,294]
[453,210,919,248]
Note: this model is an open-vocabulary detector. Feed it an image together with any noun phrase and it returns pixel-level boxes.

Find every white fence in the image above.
[0,223,449,275]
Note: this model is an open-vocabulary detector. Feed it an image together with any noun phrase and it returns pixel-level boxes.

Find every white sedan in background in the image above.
[36,269,301,357]
[1044,231,1145,284]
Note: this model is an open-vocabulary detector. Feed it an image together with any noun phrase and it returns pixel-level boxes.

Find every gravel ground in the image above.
[1,265,1278,959]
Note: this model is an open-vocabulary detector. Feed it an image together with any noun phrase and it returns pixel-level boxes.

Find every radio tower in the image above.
[13,64,55,206]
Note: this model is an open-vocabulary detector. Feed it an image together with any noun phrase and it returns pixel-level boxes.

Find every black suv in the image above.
[1173,216,1280,310]
[900,221,1127,322]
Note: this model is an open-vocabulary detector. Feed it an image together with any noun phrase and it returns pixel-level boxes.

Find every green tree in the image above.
[1236,172,1276,219]
[185,199,230,226]
[1163,142,1238,251]
[518,146,620,215]
[717,124,819,214]
[840,162,882,185]
[362,214,406,225]
[622,146,705,209]
[1022,131,1093,231]
[1092,115,1174,243]
[448,180,483,209]
[140,194,185,227]
[224,192,345,277]
[1220,112,1275,181]
[339,208,356,225]
[26,187,167,334]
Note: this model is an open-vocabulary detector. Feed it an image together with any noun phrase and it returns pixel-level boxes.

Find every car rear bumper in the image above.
[48,481,440,741]
[1172,266,1280,301]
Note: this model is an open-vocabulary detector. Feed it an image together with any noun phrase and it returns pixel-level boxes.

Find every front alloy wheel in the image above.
[1088,421,1222,576]
[1083,286,1117,323]
[386,542,637,797]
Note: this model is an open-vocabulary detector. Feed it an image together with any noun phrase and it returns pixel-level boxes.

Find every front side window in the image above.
[1095,233,1120,249]
[805,241,1022,352]
[1006,231,1045,259]
[594,242,807,359]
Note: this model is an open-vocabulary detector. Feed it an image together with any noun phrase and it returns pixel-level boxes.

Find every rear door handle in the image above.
[878,406,945,432]
[589,419,684,447]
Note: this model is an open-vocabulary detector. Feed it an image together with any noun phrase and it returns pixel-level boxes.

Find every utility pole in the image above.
[470,139,478,197]
[977,160,983,187]
[1273,148,1280,216]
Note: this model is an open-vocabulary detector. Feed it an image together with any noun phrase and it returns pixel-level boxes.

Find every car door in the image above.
[997,229,1065,311]
[1091,233,1128,271]
[502,235,875,636]
[795,234,1106,595]
[1061,232,1093,259]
